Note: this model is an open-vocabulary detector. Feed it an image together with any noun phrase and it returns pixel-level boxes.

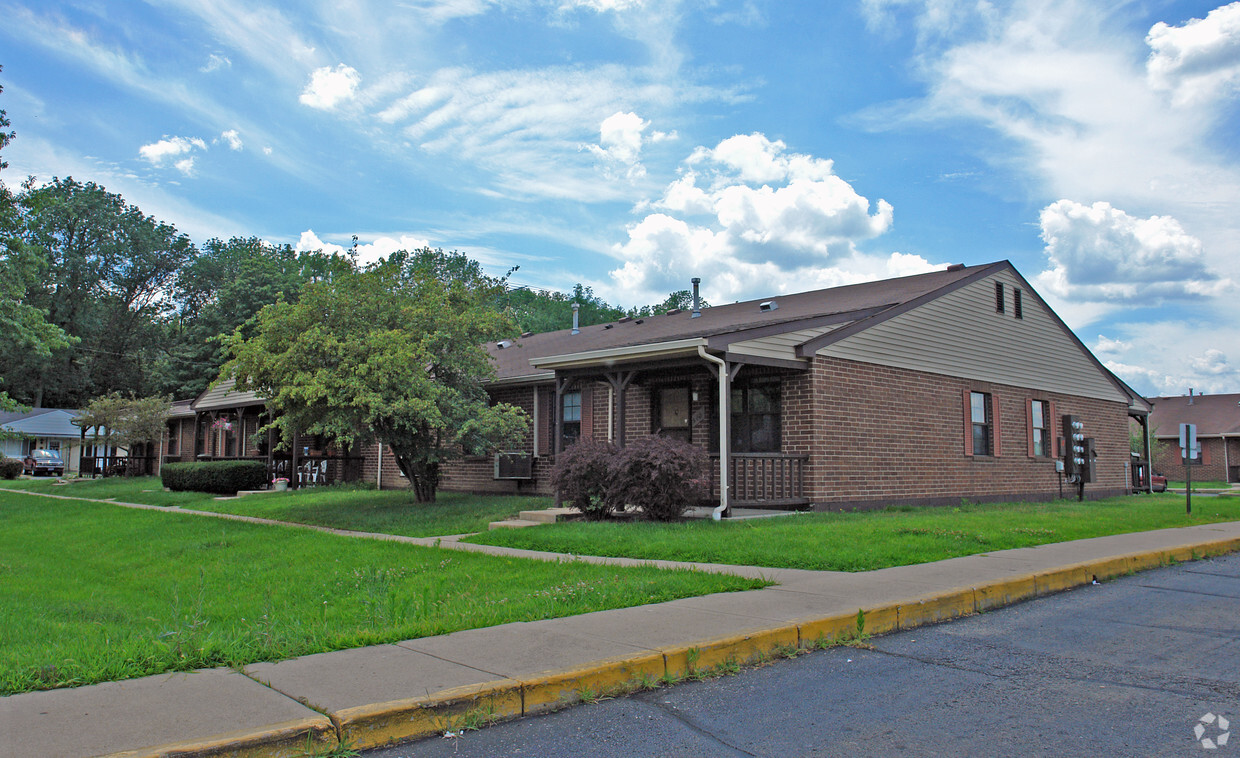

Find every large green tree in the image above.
[4,178,195,406]
[223,248,529,502]
[153,236,352,399]
[0,66,73,412]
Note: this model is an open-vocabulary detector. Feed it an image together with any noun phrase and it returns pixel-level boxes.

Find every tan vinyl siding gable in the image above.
[728,324,846,362]
[817,270,1128,402]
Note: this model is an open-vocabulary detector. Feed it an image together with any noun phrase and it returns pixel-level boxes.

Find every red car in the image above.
[1151,474,1167,493]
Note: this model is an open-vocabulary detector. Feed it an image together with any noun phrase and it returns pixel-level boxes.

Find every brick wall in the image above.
[1152,436,1234,483]
[801,356,1132,509]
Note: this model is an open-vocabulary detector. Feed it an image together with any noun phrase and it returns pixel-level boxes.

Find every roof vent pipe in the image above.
[1188,388,1194,405]
[691,278,701,318]
[571,302,580,335]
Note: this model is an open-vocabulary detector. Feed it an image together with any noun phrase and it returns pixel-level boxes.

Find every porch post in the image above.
[1142,415,1153,493]
[603,370,636,448]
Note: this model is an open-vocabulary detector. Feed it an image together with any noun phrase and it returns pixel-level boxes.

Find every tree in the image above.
[223,248,529,502]
[74,392,170,449]
[4,178,195,406]
[153,236,352,399]
[0,66,74,412]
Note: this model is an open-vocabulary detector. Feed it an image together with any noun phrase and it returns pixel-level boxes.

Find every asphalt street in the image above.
[366,552,1240,758]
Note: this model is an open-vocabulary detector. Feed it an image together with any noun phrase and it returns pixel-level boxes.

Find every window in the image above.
[561,390,581,449]
[1030,400,1049,457]
[1014,288,1023,319]
[653,385,691,443]
[731,377,781,453]
[994,281,1005,313]
[970,391,991,456]
[167,422,179,455]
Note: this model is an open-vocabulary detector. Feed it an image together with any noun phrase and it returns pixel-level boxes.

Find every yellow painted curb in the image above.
[1034,564,1090,596]
[797,611,862,647]
[662,625,799,679]
[973,574,1037,612]
[101,716,335,758]
[897,587,976,629]
[334,680,523,751]
[520,651,666,715]
[1081,556,1130,582]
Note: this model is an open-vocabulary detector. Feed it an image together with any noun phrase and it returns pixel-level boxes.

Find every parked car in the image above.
[1151,473,1167,493]
[23,449,65,477]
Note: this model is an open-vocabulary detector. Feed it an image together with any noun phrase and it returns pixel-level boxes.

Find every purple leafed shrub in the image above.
[549,438,619,520]
[608,436,710,521]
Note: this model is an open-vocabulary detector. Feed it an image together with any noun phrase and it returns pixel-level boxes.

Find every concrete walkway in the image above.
[2,491,1239,757]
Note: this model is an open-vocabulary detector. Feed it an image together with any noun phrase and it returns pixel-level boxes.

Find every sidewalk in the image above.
[3,519,1240,758]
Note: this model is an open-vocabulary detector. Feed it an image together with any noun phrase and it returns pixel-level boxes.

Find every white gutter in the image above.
[531,338,707,371]
[698,346,729,521]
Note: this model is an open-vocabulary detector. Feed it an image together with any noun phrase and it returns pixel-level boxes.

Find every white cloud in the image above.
[1100,321,1240,396]
[220,130,243,151]
[586,111,660,180]
[300,64,362,109]
[1092,335,1129,354]
[1036,199,1230,302]
[1147,2,1240,105]
[295,229,431,266]
[560,0,649,11]
[200,53,232,73]
[139,136,208,175]
[605,133,919,305]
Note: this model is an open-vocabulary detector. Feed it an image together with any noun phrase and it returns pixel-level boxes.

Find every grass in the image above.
[1,476,550,537]
[0,489,766,695]
[463,494,1240,572]
[1169,480,1233,491]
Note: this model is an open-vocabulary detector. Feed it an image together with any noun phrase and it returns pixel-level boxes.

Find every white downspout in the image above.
[698,346,729,521]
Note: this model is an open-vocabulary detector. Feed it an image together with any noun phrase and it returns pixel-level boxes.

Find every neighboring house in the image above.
[162,380,365,487]
[0,408,116,475]
[439,260,1151,510]
[1147,392,1240,483]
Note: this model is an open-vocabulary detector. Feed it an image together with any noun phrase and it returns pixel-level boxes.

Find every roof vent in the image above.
[946,263,965,271]
[603,324,614,330]
[571,302,580,335]
[520,331,533,338]
[759,300,778,312]
[666,308,681,315]
[691,277,702,318]
[496,339,513,349]
[635,319,644,324]
[618,316,633,323]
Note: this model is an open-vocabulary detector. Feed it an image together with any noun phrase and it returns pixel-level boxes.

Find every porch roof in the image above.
[494,262,1000,381]
[191,376,267,412]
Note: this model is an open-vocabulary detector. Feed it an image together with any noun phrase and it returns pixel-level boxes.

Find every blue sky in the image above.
[2,0,1238,398]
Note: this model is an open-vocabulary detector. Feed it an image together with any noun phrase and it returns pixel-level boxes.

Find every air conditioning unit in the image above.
[494,451,532,480]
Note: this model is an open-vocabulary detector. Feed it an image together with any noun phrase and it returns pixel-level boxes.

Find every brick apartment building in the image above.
[439,260,1151,510]
[1147,392,1240,484]
[161,260,1151,510]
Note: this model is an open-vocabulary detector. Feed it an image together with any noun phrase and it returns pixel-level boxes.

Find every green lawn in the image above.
[1169,481,1233,491]
[1,476,550,537]
[0,490,765,695]
[465,494,1240,572]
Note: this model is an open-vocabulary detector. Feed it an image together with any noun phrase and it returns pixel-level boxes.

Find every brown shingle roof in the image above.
[487,261,1003,381]
[1148,393,1240,437]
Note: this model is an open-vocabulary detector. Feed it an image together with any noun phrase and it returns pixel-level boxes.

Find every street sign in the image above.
[1180,423,1197,460]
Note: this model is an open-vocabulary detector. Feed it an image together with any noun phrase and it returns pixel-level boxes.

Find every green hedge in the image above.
[0,459,23,480]
[161,461,268,494]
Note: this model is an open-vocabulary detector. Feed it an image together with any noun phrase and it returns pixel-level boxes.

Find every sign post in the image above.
[1180,423,1197,515]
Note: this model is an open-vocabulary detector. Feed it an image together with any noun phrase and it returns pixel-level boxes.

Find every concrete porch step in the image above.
[517,507,582,524]
[488,519,543,530]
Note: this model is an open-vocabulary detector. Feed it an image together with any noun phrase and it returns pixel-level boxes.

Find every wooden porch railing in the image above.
[709,453,808,506]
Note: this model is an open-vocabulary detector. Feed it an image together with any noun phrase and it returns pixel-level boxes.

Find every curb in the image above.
[65,534,1240,756]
